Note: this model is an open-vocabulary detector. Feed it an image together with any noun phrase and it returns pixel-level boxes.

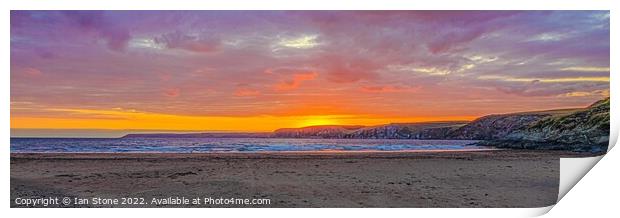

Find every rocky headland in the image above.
[123,98,610,152]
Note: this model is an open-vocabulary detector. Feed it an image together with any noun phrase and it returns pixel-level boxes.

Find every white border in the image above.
[2,1,617,217]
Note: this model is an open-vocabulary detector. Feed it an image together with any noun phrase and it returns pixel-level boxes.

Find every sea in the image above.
[10,138,488,153]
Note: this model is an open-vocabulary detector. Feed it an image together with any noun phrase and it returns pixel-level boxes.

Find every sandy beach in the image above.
[11,150,587,208]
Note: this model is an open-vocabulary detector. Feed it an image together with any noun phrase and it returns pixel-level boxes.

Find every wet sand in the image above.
[10,150,586,208]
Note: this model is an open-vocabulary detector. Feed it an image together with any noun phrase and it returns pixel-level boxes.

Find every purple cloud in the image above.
[10,11,610,118]
[154,31,220,53]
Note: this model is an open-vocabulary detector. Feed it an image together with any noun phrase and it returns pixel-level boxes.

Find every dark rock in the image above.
[492,98,610,152]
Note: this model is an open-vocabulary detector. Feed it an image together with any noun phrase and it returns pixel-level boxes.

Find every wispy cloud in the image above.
[560,66,610,72]
[276,34,320,49]
[274,72,318,91]
[10,11,609,131]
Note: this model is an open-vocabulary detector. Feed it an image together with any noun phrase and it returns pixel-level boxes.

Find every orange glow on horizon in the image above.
[10,108,477,132]
[298,116,340,127]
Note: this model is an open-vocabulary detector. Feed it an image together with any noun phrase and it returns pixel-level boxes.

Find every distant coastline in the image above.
[121,98,610,152]
[122,132,273,138]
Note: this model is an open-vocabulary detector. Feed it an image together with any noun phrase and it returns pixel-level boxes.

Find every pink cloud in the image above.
[158,72,172,82]
[9,11,609,118]
[360,85,421,93]
[22,67,43,78]
[320,55,379,83]
[426,27,486,54]
[274,72,318,91]
[162,88,180,97]
[234,88,261,97]
[263,69,274,74]
[193,67,212,74]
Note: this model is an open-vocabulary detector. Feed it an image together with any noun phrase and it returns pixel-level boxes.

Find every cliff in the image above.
[483,98,610,152]
[447,109,577,140]
[272,122,467,139]
[273,125,365,138]
[271,99,610,152]
[121,98,610,152]
[344,122,468,139]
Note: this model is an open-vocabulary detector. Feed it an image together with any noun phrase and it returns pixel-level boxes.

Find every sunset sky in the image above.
[10,11,610,137]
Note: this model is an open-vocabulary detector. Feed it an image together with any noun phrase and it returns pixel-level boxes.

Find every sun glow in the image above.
[298,116,340,127]
[11,107,479,134]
